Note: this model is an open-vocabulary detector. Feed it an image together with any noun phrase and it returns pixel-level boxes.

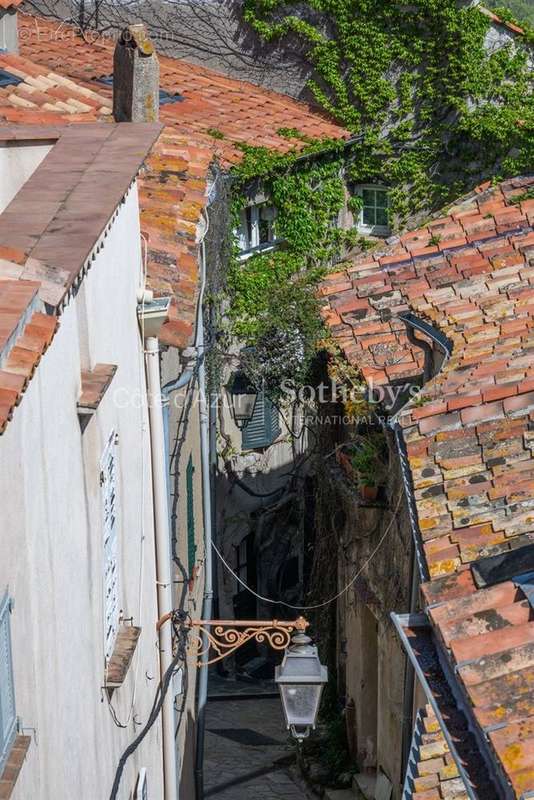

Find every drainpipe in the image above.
[195,237,214,800]
[156,210,211,799]
[162,365,197,516]
[140,298,177,800]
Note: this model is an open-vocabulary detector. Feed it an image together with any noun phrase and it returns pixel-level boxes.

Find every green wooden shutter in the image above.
[241,391,281,451]
[186,455,196,575]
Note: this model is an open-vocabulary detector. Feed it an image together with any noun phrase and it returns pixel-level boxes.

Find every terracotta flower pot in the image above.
[360,484,378,502]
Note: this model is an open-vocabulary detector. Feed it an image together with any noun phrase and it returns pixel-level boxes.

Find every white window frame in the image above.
[354,185,390,236]
[0,591,17,775]
[236,203,278,259]
[101,430,120,664]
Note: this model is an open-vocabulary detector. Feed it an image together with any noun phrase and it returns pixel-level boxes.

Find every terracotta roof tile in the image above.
[321,178,534,580]
[427,575,534,798]
[321,178,534,795]
[405,706,469,800]
[0,281,58,434]
[77,363,117,414]
[15,13,348,348]
[0,123,162,309]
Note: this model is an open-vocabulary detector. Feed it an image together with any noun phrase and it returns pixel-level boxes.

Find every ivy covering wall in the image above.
[241,0,532,220]
[227,136,353,389]
[225,0,533,386]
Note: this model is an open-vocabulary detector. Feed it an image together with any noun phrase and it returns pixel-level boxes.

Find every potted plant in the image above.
[350,435,387,502]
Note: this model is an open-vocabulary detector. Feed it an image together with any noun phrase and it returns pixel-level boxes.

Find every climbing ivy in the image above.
[226,137,358,389]
[225,1,532,387]
[242,0,533,221]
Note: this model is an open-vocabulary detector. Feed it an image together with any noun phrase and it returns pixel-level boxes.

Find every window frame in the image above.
[236,203,278,259]
[101,430,120,665]
[353,185,390,236]
[0,591,17,775]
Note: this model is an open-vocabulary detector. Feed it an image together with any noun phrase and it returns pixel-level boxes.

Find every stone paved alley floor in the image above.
[204,692,313,800]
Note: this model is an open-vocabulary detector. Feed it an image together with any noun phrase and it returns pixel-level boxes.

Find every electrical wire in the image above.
[108,622,189,800]
[212,491,404,611]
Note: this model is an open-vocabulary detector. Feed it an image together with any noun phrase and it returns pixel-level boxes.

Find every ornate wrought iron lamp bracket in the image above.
[157,613,309,667]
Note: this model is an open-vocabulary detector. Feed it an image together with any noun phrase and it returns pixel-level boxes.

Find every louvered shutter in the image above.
[0,592,16,773]
[101,432,120,663]
[186,456,196,575]
[241,392,281,451]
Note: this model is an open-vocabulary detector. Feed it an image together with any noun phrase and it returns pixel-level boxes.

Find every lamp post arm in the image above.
[155,614,309,667]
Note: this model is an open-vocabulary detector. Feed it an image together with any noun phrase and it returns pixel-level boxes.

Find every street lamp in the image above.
[157,613,327,741]
[275,626,328,740]
[227,371,258,429]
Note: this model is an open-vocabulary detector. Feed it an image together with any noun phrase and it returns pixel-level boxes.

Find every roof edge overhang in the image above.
[392,611,514,800]
[0,121,163,313]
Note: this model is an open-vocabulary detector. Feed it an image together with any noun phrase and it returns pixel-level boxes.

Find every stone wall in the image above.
[310,415,414,798]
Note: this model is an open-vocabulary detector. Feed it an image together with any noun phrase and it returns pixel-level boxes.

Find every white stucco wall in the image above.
[0,143,53,214]
[0,185,164,800]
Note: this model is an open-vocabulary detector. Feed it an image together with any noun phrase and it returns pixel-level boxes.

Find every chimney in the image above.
[0,2,19,55]
[113,24,159,123]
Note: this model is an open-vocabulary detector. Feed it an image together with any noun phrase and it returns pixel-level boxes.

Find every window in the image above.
[186,455,197,576]
[0,592,17,774]
[101,431,120,664]
[241,391,281,451]
[354,186,390,235]
[237,204,277,255]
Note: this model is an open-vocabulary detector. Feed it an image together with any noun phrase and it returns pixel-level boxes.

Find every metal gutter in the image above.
[391,613,479,800]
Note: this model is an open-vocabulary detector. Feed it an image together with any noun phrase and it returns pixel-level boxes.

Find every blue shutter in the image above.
[0,592,16,773]
[241,392,281,451]
[186,456,196,575]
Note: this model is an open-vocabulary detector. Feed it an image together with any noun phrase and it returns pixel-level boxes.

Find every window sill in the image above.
[104,624,141,689]
[0,735,31,800]
[238,242,278,261]
[77,363,117,417]
[357,226,391,238]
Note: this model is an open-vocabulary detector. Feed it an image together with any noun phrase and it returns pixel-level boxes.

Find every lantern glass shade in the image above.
[227,372,258,429]
[275,639,327,740]
[232,391,257,427]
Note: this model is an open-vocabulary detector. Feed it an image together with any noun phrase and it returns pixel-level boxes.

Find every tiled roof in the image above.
[0,277,57,434]
[0,123,160,435]
[320,176,534,797]
[18,14,346,164]
[320,176,534,579]
[423,570,534,799]
[0,1,22,8]
[0,52,112,122]
[0,123,162,308]
[396,613,500,799]
[17,13,349,348]
[405,706,469,799]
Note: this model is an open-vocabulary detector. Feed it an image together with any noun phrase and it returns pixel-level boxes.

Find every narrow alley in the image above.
[204,682,312,800]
